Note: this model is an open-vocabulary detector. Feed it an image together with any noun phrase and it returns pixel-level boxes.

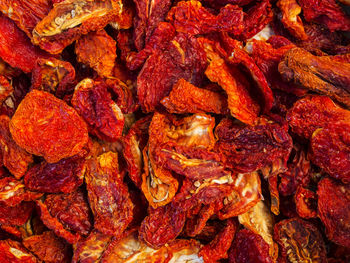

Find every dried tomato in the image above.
[279,48,350,107]
[161,78,228,114]
[123,115,152,188]
[141,145,178,208]
[31,57,76,97]
[24,156,85,194]
[276,0,308,40]
[85,151,133,236]
[199,219,237,262]
[44,189,92,237]
[238,201,278,261]
[0,201,34,226]
[287,95,350,139]
[0,239,38,263]
[167,1,244,36]
[0,115,33,179]
[221,34,275,113]
[133,0,172,51]
[137,32,206,112]
[126,22,176,71]
[75,30,116,78]
[139,203,186,249]
[0,177,42,207]
[240,0,273,40]
[71,79,124,142]
[200,38,260,125]
[214,118,292,176]
[295,186,317,219]
[36,199,80,244]
[318,177,350,248]
[228,229,273,263]
[274,218,327,263]
[0,14,50,73]
[0,0,51,37]
[298,0,350,32]
[309,123,350,183]
[32,0,123,54]
[9,89,88,163]
[23,231,72,263]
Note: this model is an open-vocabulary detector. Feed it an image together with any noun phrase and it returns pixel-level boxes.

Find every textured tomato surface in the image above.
[0,0,349,261]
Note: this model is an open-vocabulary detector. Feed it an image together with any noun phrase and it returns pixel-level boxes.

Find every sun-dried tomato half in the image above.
[137,32,206,112]
[0,201,34,226]
[85,151,133,237]
[0,239,38,263]
[31,57,76,97]
[139,203,186,249]
[0,115,33,179]
[238,201,278,261]
[218,172,262,219]
[75,30,116,78]
[23,231,72,263]
[71,78,124,142]
[9,89,88,163]
[141,146,178,208]
[309,123,350,183]
[0,14,50,73]
[199,218,237,262]
[0,177,42,206]
[44,189,92,237]
[287,95,350,139]
[229,229,273,263]
[123,115,152,188]
[274,218,327,263]
[24,156,85,193]
[215,117,292,176]
[32,0,123,54]
[318,177,350,248]
[295,186,317,219]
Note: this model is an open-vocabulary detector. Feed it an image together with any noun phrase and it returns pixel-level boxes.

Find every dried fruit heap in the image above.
[0,0,349,262]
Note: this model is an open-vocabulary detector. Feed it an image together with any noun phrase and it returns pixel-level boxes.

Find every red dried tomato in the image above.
[274,218,327,262]
[71,79,124,142]
[309,123,350,183]
[199,219,237,262]
[318,177,350,248]
[24,156,85,193]
[9,90,88,163]
[23,231,72,263]
[0,115,33,179]
[0,239,38,263]
[228,229,273,263]
[85,152,133,237]
[75,30,116,78]
[0,14,50,73]
[139,203,186,249]
[44,189,92,237]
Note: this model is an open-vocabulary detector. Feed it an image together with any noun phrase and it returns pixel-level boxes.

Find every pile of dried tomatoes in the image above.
[0,0,349,262]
